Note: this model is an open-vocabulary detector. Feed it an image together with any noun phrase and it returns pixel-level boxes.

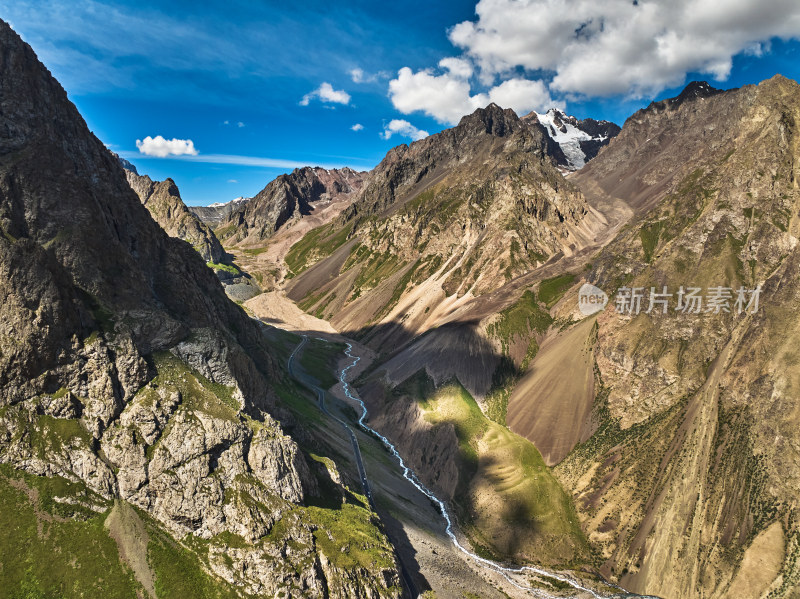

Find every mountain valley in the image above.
[2,11,800,599]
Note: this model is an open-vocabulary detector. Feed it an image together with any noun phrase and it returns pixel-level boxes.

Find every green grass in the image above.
[400,373,590,563]
[417,378,487,478]
[306,503,397,571]
[148,351,240,417]
[487,290,553,353]
[284,222,355,276]
[0,466,137,599]
[240,246,269,256]
[537,274,576,308]
[638,221,665,262]
[147,529,243,599]
[298,338,346,390]
[206,261,240,275]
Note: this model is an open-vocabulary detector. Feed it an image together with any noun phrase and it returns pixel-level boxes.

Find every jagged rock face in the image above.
[113,153,139,174]
[125,169,226,263]
[554,76,800,598]
[522,108,621,170]
[0,21,401,597]
[219,166,366,244]
[286,103,599,336]
[189,196,250,227]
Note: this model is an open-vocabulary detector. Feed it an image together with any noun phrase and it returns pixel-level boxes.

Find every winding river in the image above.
[335,342,639,599]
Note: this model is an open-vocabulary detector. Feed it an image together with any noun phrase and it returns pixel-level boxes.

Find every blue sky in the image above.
[3,0,800,205]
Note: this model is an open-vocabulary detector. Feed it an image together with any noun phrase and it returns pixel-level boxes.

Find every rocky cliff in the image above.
[218,166,366,245]
[190,196,251,227]
[124,169,227,264]
[283,103,604,341]
[0,20,401,598]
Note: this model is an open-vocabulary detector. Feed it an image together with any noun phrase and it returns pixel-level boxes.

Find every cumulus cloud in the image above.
[136,135,198,157]
[389,65,559,124]
[300,82,351,106]
[488,78,564,114]
[381,119,429,141]
[351,123,365,131]
[449,0,800,97]
[389,66,488,124]
[438,57,473,79]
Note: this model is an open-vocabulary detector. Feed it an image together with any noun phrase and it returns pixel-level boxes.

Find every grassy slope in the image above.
[413,378,590,565]
[484,289,553,425]
[298,337,347,390]
[0,466,243,599]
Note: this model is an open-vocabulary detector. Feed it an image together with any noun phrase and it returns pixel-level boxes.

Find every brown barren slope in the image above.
[506,316,597,466]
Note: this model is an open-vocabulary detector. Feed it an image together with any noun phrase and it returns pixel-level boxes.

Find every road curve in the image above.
[286,335,415,596]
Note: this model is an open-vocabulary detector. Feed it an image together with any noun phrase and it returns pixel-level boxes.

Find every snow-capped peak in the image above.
[527,108,621,171]
[534,109,594,169]
[208,196,249,208]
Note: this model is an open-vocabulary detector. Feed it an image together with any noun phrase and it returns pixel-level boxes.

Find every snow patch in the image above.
[534,108,592,169]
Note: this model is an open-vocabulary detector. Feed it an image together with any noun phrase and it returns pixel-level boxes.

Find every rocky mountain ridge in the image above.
[124,168,227,264]
[281,103,605,342]
[0,20,401,598]
[218,166,366,245]
[190,195,251,227]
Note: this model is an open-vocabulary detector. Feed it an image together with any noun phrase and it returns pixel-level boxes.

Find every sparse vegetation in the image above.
[487,290,552,353]
[285,222,355,276]
[298,337,345,390]
[537,274,576,307]
[206,261,240,275]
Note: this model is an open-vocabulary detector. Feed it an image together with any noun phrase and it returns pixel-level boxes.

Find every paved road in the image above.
[287,335,417,597]
[289,338,375,506]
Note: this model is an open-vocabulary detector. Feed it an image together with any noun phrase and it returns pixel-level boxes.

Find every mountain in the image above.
[283,103,604,342]
[189,195,251,227]
[523,108,621,170]
[544,74,800,598]
[247,103,612,570]
[0,20,401,598]
[217,166,366,245]
[123,168,227,264]
[252,77,800,599]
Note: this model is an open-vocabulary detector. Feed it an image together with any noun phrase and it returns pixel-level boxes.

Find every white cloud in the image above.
[237,121,245,128]
[227,179,238,183]
[351,123,365,131]
[389,66,489,124]
[449,0,800,98]
[300,82,351,106]
[388,66,560,124]
[381,119,429,141]
[438,57,473,79]
[135,135,198,157]
[223,120,230,125]
[349,67,388,83]
[488,78,564,115]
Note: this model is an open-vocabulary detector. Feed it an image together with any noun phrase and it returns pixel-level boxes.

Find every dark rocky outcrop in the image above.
[219,166,366,244]
[0,20,401,597]
[124,169,227,263]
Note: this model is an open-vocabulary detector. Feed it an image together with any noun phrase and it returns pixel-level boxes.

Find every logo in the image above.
[578,283,608,315]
